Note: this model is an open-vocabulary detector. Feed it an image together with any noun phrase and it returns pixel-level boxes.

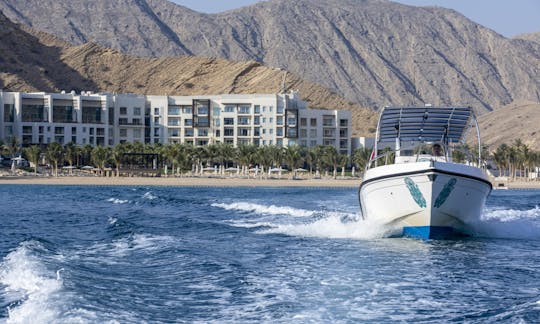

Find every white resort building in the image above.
[0,90,352,155]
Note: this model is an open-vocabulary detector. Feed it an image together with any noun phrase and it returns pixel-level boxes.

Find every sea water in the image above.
[0,185,539,323]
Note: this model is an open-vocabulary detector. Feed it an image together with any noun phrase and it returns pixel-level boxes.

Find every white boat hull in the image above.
[359,161,492,239]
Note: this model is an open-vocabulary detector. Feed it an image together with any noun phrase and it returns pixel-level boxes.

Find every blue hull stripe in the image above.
[403,226,454,240]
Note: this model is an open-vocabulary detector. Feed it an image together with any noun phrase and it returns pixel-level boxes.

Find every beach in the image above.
[0,175,361,187]
[1,174,539,189]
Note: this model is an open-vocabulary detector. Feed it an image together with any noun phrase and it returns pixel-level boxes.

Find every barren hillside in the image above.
[0,12,377,135]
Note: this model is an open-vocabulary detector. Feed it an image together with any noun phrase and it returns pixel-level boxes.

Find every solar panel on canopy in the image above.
[377,106,473,143]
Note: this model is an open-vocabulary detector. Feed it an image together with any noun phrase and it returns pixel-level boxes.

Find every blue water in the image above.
[1,185,540,323]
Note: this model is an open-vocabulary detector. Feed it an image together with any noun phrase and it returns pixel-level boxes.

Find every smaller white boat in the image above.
[358,106,492,239]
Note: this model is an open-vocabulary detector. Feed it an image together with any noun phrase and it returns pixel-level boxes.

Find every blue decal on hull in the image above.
[434,178,457,208]
[403,226,454,240]
[404,177,426,208]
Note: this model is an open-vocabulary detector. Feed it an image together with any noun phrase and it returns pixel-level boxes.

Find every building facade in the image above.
[0,91,352,155]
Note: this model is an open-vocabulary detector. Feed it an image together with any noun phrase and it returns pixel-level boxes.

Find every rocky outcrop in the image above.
[1,0,539,112]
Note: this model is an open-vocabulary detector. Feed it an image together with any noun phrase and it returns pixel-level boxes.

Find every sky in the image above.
[171,0,540,37]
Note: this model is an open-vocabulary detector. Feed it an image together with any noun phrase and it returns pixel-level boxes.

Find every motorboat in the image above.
[358,106,492,239]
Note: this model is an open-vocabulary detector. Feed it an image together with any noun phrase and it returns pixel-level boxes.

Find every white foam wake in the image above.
[0,241,64,323]
[212,202,315,217]
[142,192,157,200]
[107,198,129,204]
[257,212,399,240]
[471,206,540,239]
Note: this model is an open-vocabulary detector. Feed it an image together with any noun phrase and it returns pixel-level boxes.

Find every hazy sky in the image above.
[170,0,540,37]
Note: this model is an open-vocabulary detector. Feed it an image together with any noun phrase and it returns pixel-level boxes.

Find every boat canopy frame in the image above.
[369,106,481,167]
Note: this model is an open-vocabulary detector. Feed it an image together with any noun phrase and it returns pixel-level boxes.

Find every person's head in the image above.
[432,144,442,156]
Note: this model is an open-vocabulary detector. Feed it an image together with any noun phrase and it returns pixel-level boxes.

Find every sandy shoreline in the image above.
[1,175,538,189]
[0,175,361,188]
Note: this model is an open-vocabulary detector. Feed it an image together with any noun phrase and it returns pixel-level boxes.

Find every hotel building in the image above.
[0,91,352,155]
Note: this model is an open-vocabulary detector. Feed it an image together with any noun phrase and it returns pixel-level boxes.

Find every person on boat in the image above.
[432,143,443,157]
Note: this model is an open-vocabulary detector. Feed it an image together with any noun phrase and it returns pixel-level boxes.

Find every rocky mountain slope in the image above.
[1,0,539,112]
[478,101,540,150]
[0,12,376,135]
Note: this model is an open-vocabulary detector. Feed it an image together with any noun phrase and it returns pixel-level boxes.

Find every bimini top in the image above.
[376,106,475,144]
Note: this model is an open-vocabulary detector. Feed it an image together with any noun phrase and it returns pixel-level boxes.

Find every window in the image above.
[263,129,266,134]
[269,117,273,124]
[119,118,128,125]
[184,129,194,137]
[197,107,208,115]
[154,107,160,115]
[238,128,250,136]
[262,117,266,123]
[182,106,193,114]
[224,105,235,113]
[154,128,160,137]
[287,117,297,125]
[323,117,335,126]
[120,107,127,115]
[133,129,141,138]
[238,105,250,114]
[224,128,234,136]
[119,129,127,137]
[224,118,234,125]
[310,140,317,147]
[134,107,141,116]
[276,128,283,136]
[310,118,317,127]
[300,129,308,137]
[168,107,181,115]
[254,116,260,125]
[277,105,283,114]
[310,129,317,138]
[198,129,209,136]
[89,128,94,135]
[168,129,180,137]
[154,116,160,124]
[340,139,348,149]
[324,129,335,137]
[132,118,142,125]
[184,119,193,126]
[168,118,181,126]
[262,106,266,112]
[340,119,348,127]
[96,128,105,136]
[213,107,221,116]
[269,129,274,134]
[238,117,250,125]
[269,106,273,112]
[3,104,14,122]
[300,118,307,126]
[276,116,283,125]
[213,119,221,126]
[340,128,348,137]
[254,105,260,113]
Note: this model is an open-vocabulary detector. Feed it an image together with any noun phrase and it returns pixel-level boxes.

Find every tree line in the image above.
[0,138,373,179]
[2,138,538,180]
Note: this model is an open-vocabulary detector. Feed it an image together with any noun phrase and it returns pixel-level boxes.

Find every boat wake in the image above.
[214,201,400,240]
[471,206,540,240]
[214,201,540,241]
[0,241,92,323]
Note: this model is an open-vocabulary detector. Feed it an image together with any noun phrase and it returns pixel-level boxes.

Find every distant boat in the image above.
[358,106,492,239]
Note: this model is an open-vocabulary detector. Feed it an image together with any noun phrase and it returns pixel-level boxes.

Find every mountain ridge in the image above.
[1,0,538,111]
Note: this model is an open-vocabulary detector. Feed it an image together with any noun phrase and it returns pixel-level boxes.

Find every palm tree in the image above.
[6,136,19,157]
[64,142,77,174]
[237,144,256,175]
[110,144,127,177]
[23,145,40,176]
[91,146,109,176]
[338,153,349,178]
[283,145,302,179]
[45,142,64,177]
[322,146,339,179]
[352,147,372,175]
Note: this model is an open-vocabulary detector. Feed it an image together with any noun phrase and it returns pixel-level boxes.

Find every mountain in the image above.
[1,0,539,112]
[0,11,376,136]
[515,32,540,45]
[478,101,540,150]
